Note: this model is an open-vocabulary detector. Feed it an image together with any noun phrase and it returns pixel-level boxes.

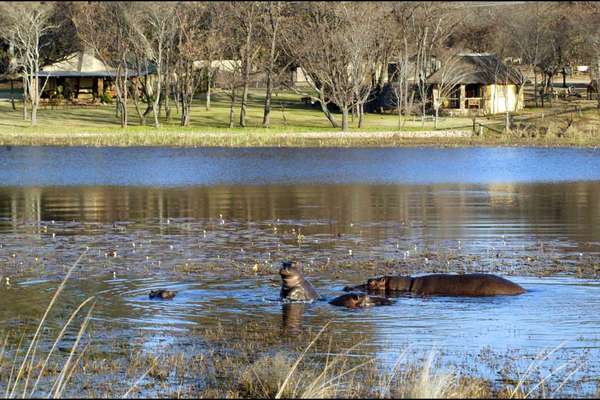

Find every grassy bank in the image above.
[1,90,600,147]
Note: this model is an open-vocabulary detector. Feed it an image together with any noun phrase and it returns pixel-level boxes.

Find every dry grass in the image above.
[0,251,95,398]
[0,309,588,398]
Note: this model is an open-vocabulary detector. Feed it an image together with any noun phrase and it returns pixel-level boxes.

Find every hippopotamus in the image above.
[279,261,320,301]
[149,289,177,300]
[345,273,525,297]
[329,293,394,309]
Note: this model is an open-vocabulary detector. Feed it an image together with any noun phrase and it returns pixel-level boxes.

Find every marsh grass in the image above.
[0,303,587,398]
[183,320,585,399]
[0,251,96,398]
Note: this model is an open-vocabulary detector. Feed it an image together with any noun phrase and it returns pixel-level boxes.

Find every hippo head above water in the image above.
[367,275,413,291]
[279,261,304,286]
[279,261,320,302]
[329,293,394,308]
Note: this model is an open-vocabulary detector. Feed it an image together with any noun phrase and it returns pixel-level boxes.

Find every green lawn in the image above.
[0,88,473,131]
[0,88,598,147]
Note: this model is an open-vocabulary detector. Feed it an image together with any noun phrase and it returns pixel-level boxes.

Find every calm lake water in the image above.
[1,146,600,394]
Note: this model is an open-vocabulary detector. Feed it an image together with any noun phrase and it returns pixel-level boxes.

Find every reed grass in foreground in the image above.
[0,251,95,398]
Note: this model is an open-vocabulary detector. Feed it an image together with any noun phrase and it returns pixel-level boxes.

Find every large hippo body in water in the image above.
[279,261,320,301]
[346,273,525,297]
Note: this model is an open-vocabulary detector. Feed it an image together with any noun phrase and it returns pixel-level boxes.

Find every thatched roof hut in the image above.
[428,53,523,85]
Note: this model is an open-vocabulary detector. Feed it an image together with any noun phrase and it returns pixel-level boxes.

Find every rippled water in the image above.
[1,146,600,394]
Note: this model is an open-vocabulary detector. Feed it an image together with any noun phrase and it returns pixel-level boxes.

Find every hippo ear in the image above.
[352,294,359,301]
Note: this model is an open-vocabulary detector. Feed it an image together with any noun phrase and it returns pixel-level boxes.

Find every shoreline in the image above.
[1,129,599,148]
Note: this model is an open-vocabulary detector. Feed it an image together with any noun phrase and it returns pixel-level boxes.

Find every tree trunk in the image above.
[434,107,439,129]
[180,96,191,127]
[533,67,538,108]
[173,83,180,116]
[263,77,272,128]
[31,101,37,126]
[122,75,128,128]
[597,77,600,109]
[165,85,171,121]
[239,66,250,127]
[153,67,161,128]
[206,74,211,111]
[505,111,510,134]
[341,107,349,131]
[22,77,28,121]
[540,76,545,109]
[229,88,236,129]
[10,80,16,111]
[131,83,146,125]
[263,15,278,128]
[397,99,402,130]
[358,102,365,129]
[30,76,38,126]
[318,89,338,128]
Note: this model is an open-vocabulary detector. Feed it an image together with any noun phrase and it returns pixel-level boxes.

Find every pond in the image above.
[1,146,600,396]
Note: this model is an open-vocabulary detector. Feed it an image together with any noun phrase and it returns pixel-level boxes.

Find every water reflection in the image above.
[282,303,305,336]
[1,183,600,254]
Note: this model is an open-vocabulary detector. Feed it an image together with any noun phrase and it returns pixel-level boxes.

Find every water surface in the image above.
[1,146,600,394]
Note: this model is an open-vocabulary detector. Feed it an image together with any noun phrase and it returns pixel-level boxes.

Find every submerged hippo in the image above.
[329,293,394,309]
[345,273,525,297]
[279,261,320,301]
[149,289,177,300]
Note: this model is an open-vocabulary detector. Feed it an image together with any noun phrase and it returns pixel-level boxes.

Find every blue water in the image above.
[3,146,600,186]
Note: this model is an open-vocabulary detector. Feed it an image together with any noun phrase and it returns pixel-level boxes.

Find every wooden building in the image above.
[39,50,119,100]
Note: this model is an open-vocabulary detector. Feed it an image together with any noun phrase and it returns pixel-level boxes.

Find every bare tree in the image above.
[129,2,176,128]
[202,3,226,112]
[503,2,553,108]
[430,52,468,129]
[409,3,459,126]
[172,3,205,127]
[0,2,55,125]
[279,15,339,128]
[388,2,419,129]
[221,2,262,128]
[282,2,380,131]
[579,3,600,109]
[73,2,135,128]
[261,1,284,128]
[345,3,381,129]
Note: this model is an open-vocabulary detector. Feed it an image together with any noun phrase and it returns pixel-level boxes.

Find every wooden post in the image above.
[97,78,104,99]
[459,84,466,112]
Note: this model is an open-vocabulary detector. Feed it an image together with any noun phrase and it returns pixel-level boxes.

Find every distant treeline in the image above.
[0,1,598,129]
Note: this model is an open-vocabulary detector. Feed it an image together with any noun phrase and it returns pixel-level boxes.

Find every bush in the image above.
[99,92,113,104]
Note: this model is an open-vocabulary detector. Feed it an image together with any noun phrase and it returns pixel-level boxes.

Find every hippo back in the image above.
[411,273,525,297]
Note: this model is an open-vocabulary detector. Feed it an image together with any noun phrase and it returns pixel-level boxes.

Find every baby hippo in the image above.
[329,293,393,309]
[149,289,177,300]
[349,273,525,297]
[279,261,320,301]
